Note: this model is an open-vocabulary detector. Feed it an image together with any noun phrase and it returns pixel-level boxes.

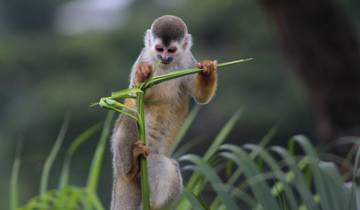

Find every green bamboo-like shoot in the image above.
[93,58,252,210]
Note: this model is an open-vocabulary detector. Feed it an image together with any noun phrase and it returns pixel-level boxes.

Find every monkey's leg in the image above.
[147,154,183,210]
[111,115,142,210]
[112,176,141,210]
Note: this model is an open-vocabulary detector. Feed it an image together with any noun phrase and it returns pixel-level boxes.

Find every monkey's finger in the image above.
[196,62,204,69]
[142,66,153,78]
[143,148,149,157]
[133,141,149,158]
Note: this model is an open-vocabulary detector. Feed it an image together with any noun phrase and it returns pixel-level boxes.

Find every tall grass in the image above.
[9,108,360,210]
[10,113,113,210]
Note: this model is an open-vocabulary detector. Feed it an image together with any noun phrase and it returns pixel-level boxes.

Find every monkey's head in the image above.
[144,15,192,65]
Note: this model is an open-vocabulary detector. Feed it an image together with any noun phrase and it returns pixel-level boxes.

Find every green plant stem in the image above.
[136,91,150,210]
[142,58,252,89]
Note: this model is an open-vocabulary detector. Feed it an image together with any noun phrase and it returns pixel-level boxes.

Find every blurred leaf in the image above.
[59,123,101,188]
[86,111,114,192]
[10,140,22,210]
[40,114,70,195]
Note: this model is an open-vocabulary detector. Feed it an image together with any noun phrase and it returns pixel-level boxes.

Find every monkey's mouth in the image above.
[161,60,172,65]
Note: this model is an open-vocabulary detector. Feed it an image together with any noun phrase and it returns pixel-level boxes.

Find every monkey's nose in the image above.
[158,55,173,64]
[163,57,173,64]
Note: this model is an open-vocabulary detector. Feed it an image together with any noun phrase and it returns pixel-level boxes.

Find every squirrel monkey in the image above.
[111,15,217,210]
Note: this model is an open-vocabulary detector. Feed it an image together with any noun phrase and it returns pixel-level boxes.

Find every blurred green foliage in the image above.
[10,109,359,210]
[1,0,359,209]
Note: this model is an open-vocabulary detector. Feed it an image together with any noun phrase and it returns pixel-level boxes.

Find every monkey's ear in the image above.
[144,29,152,47]
[182,34,193,51]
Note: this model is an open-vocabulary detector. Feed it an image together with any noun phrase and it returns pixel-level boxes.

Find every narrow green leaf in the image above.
[77,188,93,210]
[86,189,105,210]
[10,140,22,210]
[171,105,200,154]
[40,114,70,195]
[210,126,277,210]
[220,147,280,210]
[271,146,319,210]
[59,123,101,188]
[172,138,203,159]
[87,111,114,192]
[143,58,253,89]
[177,110,242,210]
[180,154,240,210]
[182,189,208,210]
[290,135,352,210]
[243,144,299,210]
[98,98,138,120]
[110,87,142,99]
[204,109,242,160]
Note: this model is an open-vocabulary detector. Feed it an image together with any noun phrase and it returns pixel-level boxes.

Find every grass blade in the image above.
[86,111,114,192]
[271,146,319,210]
[182,189,208,210]
[171,105,200,154]
[176,110,242,210]
[209,126,277,210]
[59,123,101,188]
[86,190,105,210]
[10,140,22,210]
[243,144,299,210]
[290,135,353,210]
[204,109,243,161]
[40,114,70,195]
[98,98,138,121]
[180,154,240,210]
[110,87,142,99]
[220,146,280,210]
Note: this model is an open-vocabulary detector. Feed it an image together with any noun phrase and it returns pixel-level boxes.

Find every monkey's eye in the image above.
[168,47,177,53]
[155,46,164,52]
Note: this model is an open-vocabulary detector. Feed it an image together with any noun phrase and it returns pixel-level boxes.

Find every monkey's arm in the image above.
[186,60,218,104]
[129,59,157,101]
[129,49,152,87]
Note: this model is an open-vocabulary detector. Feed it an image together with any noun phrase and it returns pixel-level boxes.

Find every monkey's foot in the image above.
[136,63,153,84]
[196,60,217,77]
[126,140,149,181]
[133,140,149,158]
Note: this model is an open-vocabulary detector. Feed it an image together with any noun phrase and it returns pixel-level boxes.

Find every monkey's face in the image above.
[153,39,182,65]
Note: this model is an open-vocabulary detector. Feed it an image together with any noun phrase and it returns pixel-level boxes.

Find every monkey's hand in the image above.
[135,63,153,84]
[196,60,217,77]
[126,140,149,181]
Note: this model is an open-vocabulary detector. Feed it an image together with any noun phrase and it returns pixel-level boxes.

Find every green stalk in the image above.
[142,58,252,89]
[136,91,150,210]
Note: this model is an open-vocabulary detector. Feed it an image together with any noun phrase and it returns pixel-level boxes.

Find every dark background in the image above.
[0,0,359,209]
